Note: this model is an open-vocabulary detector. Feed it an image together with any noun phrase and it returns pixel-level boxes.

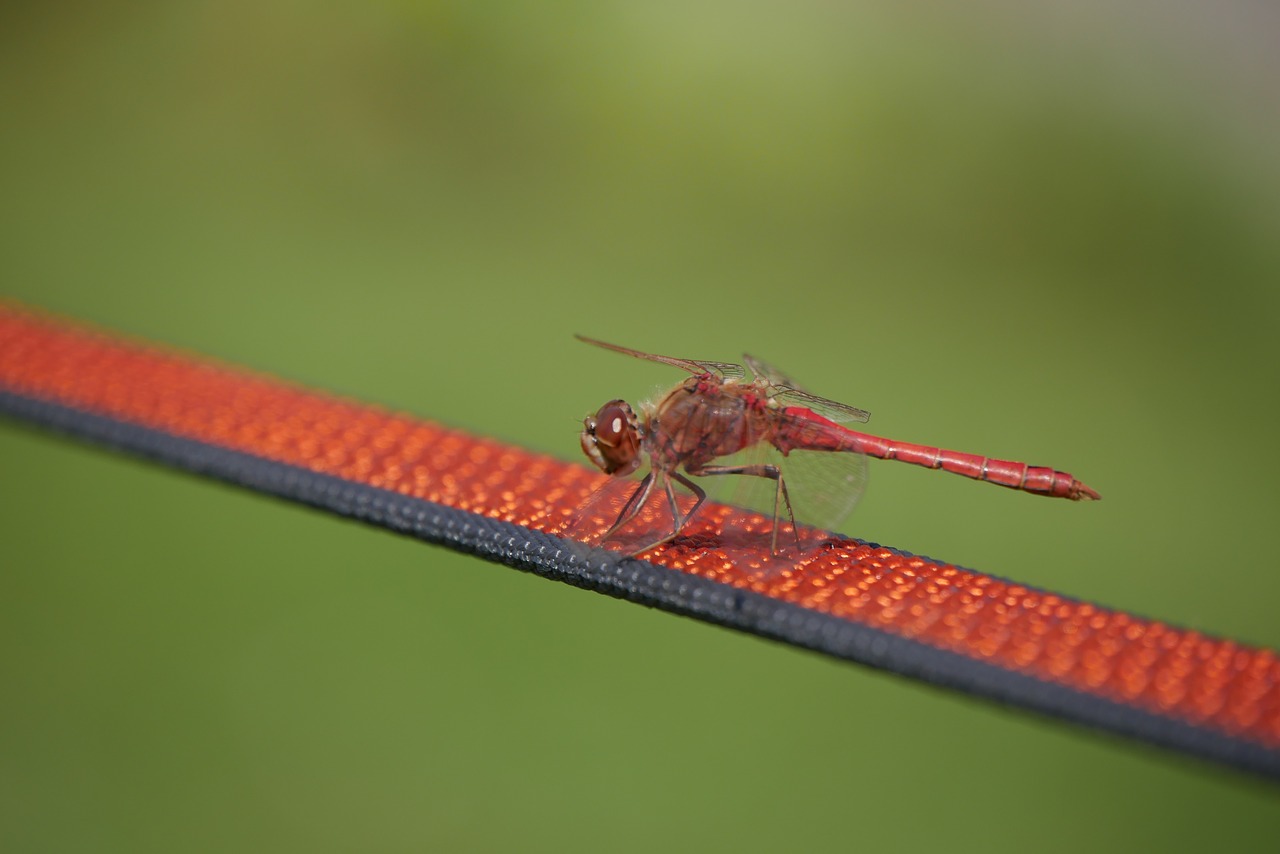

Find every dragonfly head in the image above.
[581,399,642,476]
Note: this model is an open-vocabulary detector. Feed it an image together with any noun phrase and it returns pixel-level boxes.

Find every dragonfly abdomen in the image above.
[857,435,1099,500]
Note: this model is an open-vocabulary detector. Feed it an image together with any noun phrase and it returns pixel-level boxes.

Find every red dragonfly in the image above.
[576,335,1099,555]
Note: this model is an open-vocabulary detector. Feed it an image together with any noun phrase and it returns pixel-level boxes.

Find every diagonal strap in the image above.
[1,301,1276,781]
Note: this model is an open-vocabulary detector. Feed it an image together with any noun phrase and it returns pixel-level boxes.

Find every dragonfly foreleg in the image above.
[604,471,655,540]
[686,463,799,556]
[625,471,707,556]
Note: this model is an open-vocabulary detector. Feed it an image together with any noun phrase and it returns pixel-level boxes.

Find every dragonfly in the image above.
[575,335,1100,556]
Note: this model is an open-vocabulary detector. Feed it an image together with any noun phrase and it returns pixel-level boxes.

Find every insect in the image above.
[577,336,1099,555]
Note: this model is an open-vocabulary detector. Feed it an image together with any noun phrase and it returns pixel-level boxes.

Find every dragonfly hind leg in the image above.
[686,463,800,556]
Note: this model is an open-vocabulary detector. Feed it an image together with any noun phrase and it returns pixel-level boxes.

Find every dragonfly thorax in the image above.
[581,399,643,476]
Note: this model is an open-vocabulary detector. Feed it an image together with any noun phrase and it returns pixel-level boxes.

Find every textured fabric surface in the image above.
[2,301,1277,779]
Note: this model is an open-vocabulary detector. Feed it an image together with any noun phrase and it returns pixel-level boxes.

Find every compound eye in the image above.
[583,400,640,476]
[594,401,633,445]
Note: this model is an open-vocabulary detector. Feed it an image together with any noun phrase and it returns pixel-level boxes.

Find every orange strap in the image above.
[1,301,1276,779]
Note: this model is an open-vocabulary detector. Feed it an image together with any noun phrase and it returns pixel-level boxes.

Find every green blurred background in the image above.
[3,2,1278,850]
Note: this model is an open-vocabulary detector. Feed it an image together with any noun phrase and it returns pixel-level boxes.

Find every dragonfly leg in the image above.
[669,471,708,534]
[603,471,655,539]
[687,463,799,556]
[626,471,707,556]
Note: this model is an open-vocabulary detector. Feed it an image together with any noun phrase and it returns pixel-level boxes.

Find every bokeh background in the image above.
[3,2,1279,850]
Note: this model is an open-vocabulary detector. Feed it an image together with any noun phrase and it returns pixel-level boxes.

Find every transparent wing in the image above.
[577,335,746,381]
[697,405,870,554]
[743,353,804,389]
[775,444,869,535]
[743,352,870,424]
[771,387,871,424]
